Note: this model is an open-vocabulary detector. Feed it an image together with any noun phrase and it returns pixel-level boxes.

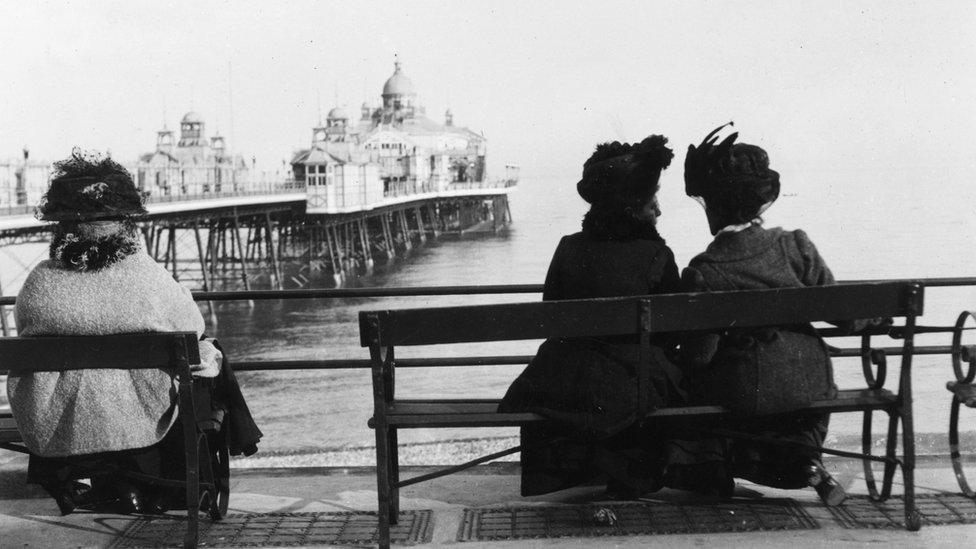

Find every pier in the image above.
[0,178,516,298]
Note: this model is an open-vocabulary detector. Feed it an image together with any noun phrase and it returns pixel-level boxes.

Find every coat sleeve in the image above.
[792,229,836,287]
[542,237,567,301]
[792,230,888,333]
[676,263,720,368]
[150,259,206,336]
[654,246,682,294]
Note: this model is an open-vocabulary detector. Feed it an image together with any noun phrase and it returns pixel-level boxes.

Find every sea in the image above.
[3,166,976,463]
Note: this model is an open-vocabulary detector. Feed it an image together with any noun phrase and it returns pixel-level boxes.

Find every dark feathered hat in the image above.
[577,135,674,204]
[684,122,780,216]
[37,150,148,222]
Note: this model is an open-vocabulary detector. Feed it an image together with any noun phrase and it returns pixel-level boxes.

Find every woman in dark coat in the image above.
[498,135,683,497]
[672,123,846,504]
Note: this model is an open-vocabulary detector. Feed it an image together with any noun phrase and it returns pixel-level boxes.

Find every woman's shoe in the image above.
[144,487,179,515]
[55,491,77,515]
[805,462,847,506]
[53,481,92,515]
[110,481,145,514]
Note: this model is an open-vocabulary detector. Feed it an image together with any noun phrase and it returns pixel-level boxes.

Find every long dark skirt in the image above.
[666,327,835,493]
[517,422,668,497]
[499,336,685,496]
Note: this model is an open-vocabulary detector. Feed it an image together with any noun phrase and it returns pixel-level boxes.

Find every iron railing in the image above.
[2,277,976,372]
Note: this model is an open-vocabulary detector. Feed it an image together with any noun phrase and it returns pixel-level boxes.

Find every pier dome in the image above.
[327,106,349,120]
[181,111,204,124]
[382,61,415,96]
[179,111,205,147]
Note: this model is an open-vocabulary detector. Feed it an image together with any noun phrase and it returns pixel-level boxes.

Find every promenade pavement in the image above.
[2,449,975,548]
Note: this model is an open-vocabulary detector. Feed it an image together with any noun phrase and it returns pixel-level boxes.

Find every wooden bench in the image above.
[361,281,925,548]
[0,332,227,549]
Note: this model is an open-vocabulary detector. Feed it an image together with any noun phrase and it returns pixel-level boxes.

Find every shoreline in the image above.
[231,431,976,469]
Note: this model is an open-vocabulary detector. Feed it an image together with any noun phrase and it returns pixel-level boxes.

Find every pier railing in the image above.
[145,181,306,204]
[0,180,308,217]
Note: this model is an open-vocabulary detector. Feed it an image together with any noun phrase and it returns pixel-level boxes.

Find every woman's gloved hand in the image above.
[193,339,222,378]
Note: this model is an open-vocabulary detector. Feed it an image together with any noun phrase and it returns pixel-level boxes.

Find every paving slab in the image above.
[3,449,976,548]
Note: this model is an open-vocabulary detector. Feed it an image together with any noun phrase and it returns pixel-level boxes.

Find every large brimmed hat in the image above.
[37,152,147,222]
[577,135,674,205]
[684,122,780,214]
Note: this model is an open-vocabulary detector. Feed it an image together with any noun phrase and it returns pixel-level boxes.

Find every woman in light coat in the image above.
[8,151,261,514]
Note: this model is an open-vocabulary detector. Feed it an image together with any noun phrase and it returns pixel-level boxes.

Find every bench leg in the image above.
[862,410,900,501]
[180,394,201,549]
[374,422,392,549]
[950,395,976,497]
[881,411,899,500]
[900,409,922,531]
[388,428,400,523]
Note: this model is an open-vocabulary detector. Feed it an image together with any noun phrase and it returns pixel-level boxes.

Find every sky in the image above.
[2,0,975,183]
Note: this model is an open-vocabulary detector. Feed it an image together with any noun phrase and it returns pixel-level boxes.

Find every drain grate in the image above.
[457,499,817,541]
[829,493,976,529]
[111,510,433,548]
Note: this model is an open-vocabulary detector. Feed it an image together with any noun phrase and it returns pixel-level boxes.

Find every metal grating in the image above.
[829,493,976,529]
[111,510,433,548]
[457,499,817,541]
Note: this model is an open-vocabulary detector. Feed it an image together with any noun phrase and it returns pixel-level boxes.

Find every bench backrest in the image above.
[0,332,201,448]
[0,332,201,373]
[359,282,923,347]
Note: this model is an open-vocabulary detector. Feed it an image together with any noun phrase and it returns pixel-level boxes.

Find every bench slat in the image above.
[382,389,897,428]
[361,283,922,346]
[386,412,545,428]
[0,332,201,372]
[0,414,22,444]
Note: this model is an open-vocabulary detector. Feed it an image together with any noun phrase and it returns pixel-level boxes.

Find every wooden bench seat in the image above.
[378,389,899,428]
[0,412,19,445]
[361,281,925,548]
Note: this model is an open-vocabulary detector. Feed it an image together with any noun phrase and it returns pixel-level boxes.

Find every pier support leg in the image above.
[207,222,218,286]
[231,215,253,305]
[358,218,374,270]
[427,204,440,238]
[308,223,317,272]
[265,213,283,290]
[345,222,356,272]
[193,222,217,323]
[414,207,426,243]
[153,226,164,262]
[322,224,337,277]
[381,214,395,258]
[168,226,179,280]
[398,210,411,251]
[328,225,343,285]
[141,224,154,253]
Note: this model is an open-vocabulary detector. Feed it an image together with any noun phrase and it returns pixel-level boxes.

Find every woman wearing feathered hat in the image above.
[7,150,261,514]
[673,123,846,504]
[498,135,683,498]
